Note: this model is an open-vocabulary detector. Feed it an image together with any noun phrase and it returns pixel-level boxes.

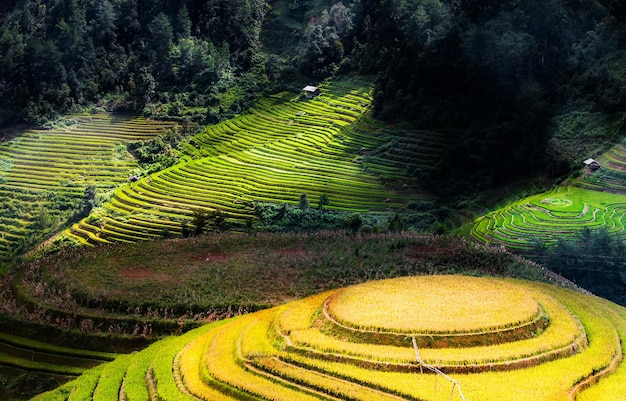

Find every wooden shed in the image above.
[583,158,601,171]
[302,85,321,99]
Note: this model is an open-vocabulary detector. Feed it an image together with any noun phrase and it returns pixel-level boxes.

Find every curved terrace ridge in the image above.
[324,275,543,335]
[32,275,626,401]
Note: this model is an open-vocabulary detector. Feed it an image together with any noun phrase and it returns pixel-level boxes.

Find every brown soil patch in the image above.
[411,245,441,262]
[412,245,439,255]
[412,245,438,253]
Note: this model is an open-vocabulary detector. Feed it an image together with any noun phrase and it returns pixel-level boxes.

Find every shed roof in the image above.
[302,85,319,92]
[583,158,600,165]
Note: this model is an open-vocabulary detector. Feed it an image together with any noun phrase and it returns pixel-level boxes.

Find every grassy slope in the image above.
[9,231,572,337]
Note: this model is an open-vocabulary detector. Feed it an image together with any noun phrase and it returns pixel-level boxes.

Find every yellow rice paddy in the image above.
[325,275,541,333]
[37,275,626,401]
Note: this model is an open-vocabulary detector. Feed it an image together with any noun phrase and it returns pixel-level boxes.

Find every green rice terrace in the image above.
[466,135,626,252]
[468,186,626,251]
[65,78,444,245]
[574,136,626,194]
[0,114,174,259]
[31,274,626,401]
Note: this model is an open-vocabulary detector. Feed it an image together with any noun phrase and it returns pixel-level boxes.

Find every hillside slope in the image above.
[0,230,575,400]
[2,0,626,199]
[463,138,626,306]
[64,78,443,246]
[0,114,174,262]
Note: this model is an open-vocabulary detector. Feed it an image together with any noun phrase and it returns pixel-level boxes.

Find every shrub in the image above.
[299,193,309,210]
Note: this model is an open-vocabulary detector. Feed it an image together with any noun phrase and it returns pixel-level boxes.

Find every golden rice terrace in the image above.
[33,275,626,401]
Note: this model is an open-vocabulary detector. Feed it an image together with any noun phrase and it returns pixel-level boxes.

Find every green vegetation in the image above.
[1,0,625,201]
[0,0,273,126]
[31,275,626,401]
[64,79,443,246]
[1,0,626,398]
[7,231,562,341]
[0,330,116,401]
[465,135,626,306]
[0,113,175,263]
[533,228,626,307]
[468,186,626,251]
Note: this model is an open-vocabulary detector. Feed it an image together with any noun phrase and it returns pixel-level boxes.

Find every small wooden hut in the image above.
[302,85,321,99]
[583,158,601,172]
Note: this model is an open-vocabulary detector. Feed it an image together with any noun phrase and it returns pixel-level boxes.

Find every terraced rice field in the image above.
[0,330,117,398]
[66,79,444,245]
[469,185,626,251]
[32,275,626,401]
[572,137,626,193]
[0,114,173,255]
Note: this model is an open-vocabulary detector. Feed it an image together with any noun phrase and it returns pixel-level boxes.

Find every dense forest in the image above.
[1,0,626,195]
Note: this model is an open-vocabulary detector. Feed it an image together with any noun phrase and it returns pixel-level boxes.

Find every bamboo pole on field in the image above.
[412,336,468,401]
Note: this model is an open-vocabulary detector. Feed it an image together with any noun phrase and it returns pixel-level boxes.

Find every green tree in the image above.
[175,5,192,40]
[297,5,347,77]
[401,0,451,48]
[34,206,50,230]
[209,208,229,232]
[192,209,211,236]
[388,213,403,232]
[345,213,363,234]
[318,194,330,209]
[93,0,117,46]
[147,12,174,65]
[299,193,309,210]
[81,185,97,218]
[134,67,156,109]
[543,228,626,306]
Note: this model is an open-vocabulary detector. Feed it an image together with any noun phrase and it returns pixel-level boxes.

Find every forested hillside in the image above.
[0,0,271,125]
[1,0,626,199]
[358,0,626,194]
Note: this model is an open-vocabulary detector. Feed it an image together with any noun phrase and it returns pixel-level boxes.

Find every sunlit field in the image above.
[66,78,444,245]
[0,114,174,258]
[33,275,626,401]
[470,185,626,251]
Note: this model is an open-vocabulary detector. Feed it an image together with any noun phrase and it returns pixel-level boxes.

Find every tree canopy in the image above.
[0,0,625,195]
[0,0,269,125]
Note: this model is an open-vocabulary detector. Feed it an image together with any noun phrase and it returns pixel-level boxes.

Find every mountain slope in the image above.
[64,78,442,245]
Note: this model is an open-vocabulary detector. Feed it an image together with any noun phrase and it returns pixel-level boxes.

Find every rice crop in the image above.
[325,276,541,334]
[66,78,442,245]
[469,185,626,251]
[31,275,626,401]
[0,113,174,257]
